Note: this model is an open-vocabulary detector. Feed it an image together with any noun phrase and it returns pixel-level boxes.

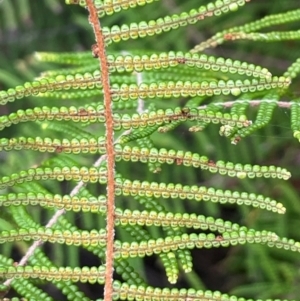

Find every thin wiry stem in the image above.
[2,157,104,287]
[86,0,115,300]
[198,99,295,110]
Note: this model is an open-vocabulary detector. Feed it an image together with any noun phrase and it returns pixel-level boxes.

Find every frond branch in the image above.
[86,1,115,300]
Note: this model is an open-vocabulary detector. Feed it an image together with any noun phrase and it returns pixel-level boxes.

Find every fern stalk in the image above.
[86,0,115,300]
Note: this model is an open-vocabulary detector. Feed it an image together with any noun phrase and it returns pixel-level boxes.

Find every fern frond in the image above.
[110,77,290,100]
[108,52,272,79]
[0,192,106,213]
[112,281,298,301]
[114,177,288,212]
[0,228,106,247]
[0,72,102,105]
[0,166,107,190]
[114,230,279,258]
[115,209,286,230]
[283,57,300,79]
[191,8,300,52]
[101,0,251,45]
[231,92,279,143]
[223,30,300,43]
[114,145,291,180]
[0,265,106,283]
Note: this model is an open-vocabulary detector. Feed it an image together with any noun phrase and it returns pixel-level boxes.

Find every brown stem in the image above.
[85,1,115,300]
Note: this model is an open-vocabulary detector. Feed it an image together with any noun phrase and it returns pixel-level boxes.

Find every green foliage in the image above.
[1,0,300,300]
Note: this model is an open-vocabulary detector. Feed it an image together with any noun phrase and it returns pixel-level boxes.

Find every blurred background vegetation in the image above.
[1,0,300,299]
